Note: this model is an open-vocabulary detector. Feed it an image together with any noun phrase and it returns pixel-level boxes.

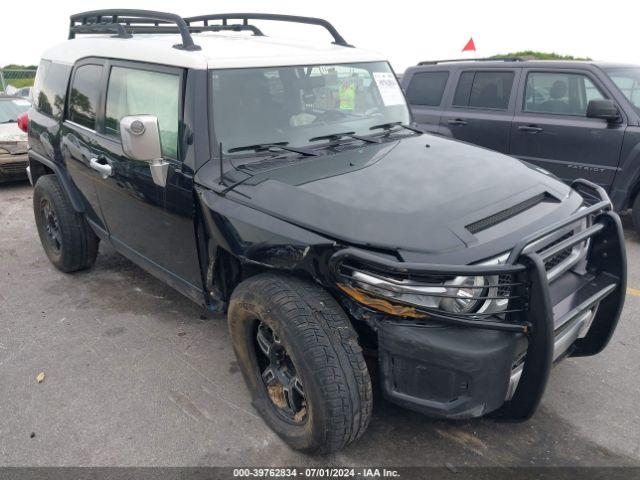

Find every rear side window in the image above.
[105,67,180,158]
[32,60,71,120]
[68,64,103,130]
[523,72,605,116]
[453,71,514,110]
[405,71,449,106]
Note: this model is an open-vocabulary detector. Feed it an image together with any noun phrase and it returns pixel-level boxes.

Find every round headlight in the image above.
[440,276,488,314]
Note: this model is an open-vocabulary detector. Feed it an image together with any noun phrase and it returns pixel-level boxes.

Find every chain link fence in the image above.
[0,69,37,96]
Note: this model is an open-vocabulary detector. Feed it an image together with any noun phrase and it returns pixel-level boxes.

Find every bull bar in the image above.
[329,179,627,420]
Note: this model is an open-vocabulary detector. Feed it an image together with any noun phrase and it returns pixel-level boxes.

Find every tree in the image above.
[491,51,591,61]
[1,64,38,70]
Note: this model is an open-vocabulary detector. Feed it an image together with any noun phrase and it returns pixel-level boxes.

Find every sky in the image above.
[2,0,639,71]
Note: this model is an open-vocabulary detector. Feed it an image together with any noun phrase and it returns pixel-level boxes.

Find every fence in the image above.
[0,69,37,94]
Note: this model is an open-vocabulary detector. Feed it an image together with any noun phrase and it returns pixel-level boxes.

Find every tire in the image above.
[633,193,640,234]
[228,273,372,454]
[33,174,99,273]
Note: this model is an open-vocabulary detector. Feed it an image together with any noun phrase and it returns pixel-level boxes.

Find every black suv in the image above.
[402,58,640,231]
[27,10,626,454]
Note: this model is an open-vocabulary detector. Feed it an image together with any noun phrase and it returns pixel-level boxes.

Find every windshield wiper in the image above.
[369,122,423,134]
[0,119,16,124]
[227,142,319,156]
[309,131,380,144]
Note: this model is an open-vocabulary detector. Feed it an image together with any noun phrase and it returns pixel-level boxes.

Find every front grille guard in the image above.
[329,179,627,420]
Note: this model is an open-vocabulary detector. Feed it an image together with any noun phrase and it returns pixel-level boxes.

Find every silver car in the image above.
[0,95,30,182]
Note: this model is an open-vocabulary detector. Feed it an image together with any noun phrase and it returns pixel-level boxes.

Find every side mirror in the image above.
[120,115,162,161]
[120,115,168,187]
[586,99,620,122]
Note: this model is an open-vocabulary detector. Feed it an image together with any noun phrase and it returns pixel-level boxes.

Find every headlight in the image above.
[337,253,510,318]
[439,275,488,314]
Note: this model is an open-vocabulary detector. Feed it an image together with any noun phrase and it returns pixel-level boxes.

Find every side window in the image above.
[69,64,103,129]
[105,67,180,158]
[523,72,606,116]
[33,61,71,120]
[405,71,449,106]
[453,71,514,110]
[32,60,51,107]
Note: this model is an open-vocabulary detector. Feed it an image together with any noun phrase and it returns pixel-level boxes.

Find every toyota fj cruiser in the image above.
[27,10,627,454]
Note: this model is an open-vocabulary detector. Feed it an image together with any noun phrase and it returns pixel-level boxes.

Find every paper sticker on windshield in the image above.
[373,72,404,106]
[14,100,30,106]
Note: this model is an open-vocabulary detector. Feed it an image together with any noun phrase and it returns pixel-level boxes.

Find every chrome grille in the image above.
[528,220,590,282]
[539,232,573,271]
[497,274,512,297]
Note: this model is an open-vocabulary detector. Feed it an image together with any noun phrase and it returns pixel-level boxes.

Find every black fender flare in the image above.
[28,150,85,213]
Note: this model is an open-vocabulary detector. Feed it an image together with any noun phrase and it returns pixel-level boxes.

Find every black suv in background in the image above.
[401,59,640,231]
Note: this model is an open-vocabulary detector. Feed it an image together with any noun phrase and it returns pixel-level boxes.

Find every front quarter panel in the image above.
[196,187,338,284]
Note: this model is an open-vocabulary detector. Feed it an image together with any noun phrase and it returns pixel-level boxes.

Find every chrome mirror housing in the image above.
[120,115,168,187]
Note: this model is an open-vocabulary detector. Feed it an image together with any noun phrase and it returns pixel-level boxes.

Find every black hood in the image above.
[199,134,583,263]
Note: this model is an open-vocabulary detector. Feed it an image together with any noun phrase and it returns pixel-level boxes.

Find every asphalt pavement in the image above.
[1,181,639,467]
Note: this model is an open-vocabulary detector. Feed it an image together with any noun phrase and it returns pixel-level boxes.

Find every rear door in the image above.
[61,60,108,230]
[404,70,450,134]
[439,69,519,153]
[509,69,626,187]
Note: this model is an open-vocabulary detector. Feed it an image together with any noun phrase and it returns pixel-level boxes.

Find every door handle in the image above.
[518,125,543,133]
[89,157,112,178]
[447,118,468,126]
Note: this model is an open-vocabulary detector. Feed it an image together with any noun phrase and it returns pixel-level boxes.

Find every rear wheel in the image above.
[33,175,99,273]
[228,273,372,454]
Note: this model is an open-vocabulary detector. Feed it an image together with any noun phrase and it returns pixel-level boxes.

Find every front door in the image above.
[439,69,519,153]
[91,61,203,303]
[509,69,626,187]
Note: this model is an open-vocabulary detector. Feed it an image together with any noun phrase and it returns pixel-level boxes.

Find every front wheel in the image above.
[228,273,372,454]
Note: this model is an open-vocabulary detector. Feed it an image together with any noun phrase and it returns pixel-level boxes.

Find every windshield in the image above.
[0,98,30,124]
[210,61,410,153]
[605,67,640,112]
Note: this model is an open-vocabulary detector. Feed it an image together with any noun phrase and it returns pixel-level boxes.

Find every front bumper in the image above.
[331,180,627,420]
[0,152,29,181]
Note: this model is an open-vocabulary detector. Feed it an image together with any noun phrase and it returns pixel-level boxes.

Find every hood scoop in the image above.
[466,192,552,234]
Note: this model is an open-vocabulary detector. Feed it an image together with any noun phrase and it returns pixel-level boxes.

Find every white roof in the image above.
[42,32,386,70]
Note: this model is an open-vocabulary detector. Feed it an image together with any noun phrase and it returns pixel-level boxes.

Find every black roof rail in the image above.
[183,13,352,47]
[69,9,201,51]
[115,24,265,36]
[70,22,133,39]
[189,24,264,36]
[417,57,525,66]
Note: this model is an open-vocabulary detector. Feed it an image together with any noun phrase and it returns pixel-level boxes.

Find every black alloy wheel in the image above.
[40,198,62,253]
[255,321,307,423]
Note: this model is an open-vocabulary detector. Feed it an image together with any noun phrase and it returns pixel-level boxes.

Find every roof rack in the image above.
[69,9,201,50]
[183,13,352,47]
[111,24,265,37]
[68,10,352,50]
[418,57,525,66]
[70,22,133,39]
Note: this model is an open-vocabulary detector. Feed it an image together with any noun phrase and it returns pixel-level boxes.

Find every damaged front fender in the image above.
[196,187,339,309]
